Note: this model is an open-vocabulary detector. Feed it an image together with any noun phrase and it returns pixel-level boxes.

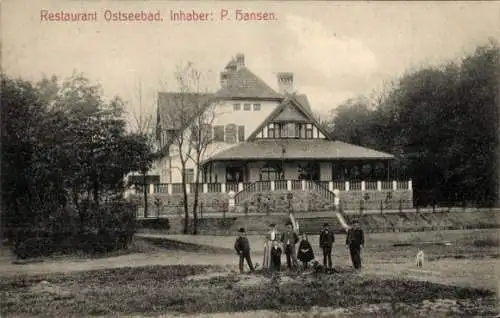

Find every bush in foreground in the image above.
[10,201,138,259]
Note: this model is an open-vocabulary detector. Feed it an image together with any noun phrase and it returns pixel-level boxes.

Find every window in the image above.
[201,123,213,143]
[183,169,194,183]
[233,103,241,111]
[190,125,199,143]
[253,103,261,111]
[238,125,245,142]
[280,123,297,138]
[298,162,320,181]
[268,123,275,138]
[225,124,237,144]
[299,124,306,138]
[305,123,313,139]
[243,103,251,111]
[214,125,225,142]
[260,164,283,181]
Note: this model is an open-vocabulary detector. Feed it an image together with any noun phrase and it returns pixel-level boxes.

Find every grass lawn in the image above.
[0,264,497,317]
[1,229,498,317]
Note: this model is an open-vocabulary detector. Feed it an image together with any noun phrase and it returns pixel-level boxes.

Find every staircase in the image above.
[234,180,336,205]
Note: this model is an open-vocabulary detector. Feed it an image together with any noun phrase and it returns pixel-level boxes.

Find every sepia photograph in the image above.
[1,0,499,317]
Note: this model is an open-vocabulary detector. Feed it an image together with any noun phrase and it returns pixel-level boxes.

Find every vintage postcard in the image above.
[1,1,499,317]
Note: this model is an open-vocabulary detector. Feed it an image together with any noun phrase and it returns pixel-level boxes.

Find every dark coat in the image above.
[234,236,250,254]
[346,228,364,248]
[297,240,315,263]
[280,231,299,246]
[319,229,335,248]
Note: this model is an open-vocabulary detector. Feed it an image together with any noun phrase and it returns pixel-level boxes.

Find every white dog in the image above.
[416,250,424,268]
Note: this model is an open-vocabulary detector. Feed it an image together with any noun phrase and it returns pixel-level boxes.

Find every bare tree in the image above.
[163,63,216,234]
[129,77,155,218]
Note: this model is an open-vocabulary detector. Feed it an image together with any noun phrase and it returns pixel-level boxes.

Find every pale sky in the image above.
[3,1,499,122]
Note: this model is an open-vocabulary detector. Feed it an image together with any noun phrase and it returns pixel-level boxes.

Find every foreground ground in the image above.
[0,229,498,316]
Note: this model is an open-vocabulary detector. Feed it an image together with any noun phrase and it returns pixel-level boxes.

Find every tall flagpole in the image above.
[334,189,350,231]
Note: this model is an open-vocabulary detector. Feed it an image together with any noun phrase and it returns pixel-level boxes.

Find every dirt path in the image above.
[2,233,498,292]
[1,247,498,292]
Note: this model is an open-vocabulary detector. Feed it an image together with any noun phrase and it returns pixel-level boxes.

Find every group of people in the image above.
[234,219,365,273]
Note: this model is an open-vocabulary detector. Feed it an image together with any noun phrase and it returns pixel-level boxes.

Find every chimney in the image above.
[225,58,237,72]
[220,71,229,87]
[277,72,294,94]
[236,53,245,70]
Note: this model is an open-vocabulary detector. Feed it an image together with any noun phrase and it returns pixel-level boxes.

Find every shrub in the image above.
[137,218,170,231]
[473,238,500,247]
[10,200,138,258]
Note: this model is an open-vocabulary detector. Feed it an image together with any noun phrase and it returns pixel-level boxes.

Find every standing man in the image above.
[234,228,255,273]
[346,220,365,270]
[280,221,299,269]
[319,222,335,272]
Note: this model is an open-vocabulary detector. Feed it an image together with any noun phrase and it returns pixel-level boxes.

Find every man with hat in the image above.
[234,227,255,273]
[319,222,335,272]
[346,219,364,270]
[280,221,299,269]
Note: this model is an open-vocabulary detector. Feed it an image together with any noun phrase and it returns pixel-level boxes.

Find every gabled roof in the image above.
[157,92,213,130]
[294,94,312,114]
[274,104,310,122]
[247,95,331,140]
[214,67,283,100]
[202,139,394,164]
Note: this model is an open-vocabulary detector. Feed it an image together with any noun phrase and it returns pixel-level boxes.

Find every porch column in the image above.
[328,181,333,192]
[361,181,366,191]
[345,181,350,192]
[392,180,397,191]
[271,181,275,191]
[377,181,382,191]
[185,183,191,194]
[408,180,413,191]
[301,180,306,191]
[149,184,155,194]
[287,180,292,191]
[221,183,226,193]
[167,184,172,195]
[203,183,208,193]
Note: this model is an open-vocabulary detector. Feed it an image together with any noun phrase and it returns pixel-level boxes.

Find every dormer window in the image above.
[243,103,251,111]
[233,103,241,111]
[305,123,313,139]
[268,123,275,138]
[253,103,261,111]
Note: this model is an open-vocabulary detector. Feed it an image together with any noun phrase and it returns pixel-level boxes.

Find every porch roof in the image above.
[203,139,394,164]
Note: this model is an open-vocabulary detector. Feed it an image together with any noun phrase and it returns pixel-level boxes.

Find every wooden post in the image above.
[360,199,364,215]
[399,199,402,213]
[380,200,383,215]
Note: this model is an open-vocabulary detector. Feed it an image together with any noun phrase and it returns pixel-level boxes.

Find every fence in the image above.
[136,198,499,219]
[134,179,413,195]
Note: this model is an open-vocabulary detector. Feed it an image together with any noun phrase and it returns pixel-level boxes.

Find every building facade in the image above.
[151,53,394,185]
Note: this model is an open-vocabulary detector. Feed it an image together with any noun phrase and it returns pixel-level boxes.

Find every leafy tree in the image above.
[327,40,499,207]
[1,72,154,254]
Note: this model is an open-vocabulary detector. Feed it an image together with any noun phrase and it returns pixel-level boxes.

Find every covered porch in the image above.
[200,138,396,184]
[201,159,393,184]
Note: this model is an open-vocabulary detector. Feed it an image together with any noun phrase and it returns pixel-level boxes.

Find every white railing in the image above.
[135,179,413,195]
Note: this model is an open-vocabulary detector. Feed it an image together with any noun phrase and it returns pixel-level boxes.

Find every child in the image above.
[234,228,255,273]
[297,233,315,269]
[270,240,282,271]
